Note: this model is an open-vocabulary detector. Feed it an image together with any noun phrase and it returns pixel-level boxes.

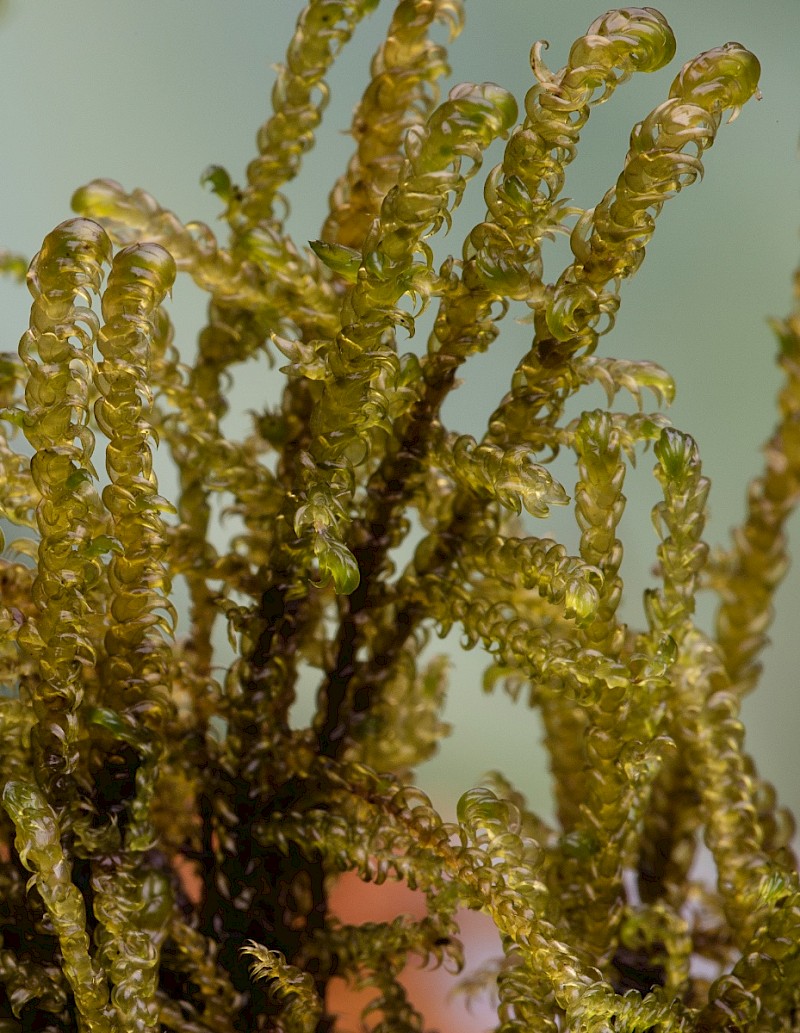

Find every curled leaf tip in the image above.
[669,41,761,118]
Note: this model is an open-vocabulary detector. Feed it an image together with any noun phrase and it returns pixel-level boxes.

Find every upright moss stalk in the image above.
[0,4,797,1031]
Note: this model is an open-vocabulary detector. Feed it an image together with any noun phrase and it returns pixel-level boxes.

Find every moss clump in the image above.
[1,3,798,1031]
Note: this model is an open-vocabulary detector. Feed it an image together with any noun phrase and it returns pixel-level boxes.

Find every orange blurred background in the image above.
[328,872,500,1032]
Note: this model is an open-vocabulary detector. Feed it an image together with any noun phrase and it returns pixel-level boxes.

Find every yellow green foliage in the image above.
[0,3,797,1032]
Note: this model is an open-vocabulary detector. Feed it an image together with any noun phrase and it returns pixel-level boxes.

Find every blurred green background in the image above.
[1,1,798,824]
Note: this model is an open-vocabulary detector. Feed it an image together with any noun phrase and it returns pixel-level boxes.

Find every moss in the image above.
[0,3,798,1030]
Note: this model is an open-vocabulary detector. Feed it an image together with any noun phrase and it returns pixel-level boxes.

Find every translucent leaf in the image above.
[575,356,675,409]
[0,407,25,429]
[440,435,569,517]
[85,705,150,749]
[309,239,361,283]
[564,576,601,626]
[314,535,360,595]
[200,163,234,202]
[65,468,92,491]
[84,534,123,558]
[7,538,37,560]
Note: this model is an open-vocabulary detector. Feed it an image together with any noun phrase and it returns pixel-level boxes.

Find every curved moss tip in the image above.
[669,41,762,115]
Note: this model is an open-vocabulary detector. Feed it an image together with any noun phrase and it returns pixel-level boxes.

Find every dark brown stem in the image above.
[315,349,466,758]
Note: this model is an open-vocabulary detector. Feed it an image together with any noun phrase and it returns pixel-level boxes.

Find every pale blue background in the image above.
[1,2,798,823]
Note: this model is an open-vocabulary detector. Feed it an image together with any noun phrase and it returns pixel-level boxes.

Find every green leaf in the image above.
[84,534,123,558]
[0,407,25,429]
[241,943,322,1033]
[65,468,92,491]
[309,240,362,283]
[560,830,599,860]
[200,164,234,202]
[85,706,149,749]
[314,535,360,595]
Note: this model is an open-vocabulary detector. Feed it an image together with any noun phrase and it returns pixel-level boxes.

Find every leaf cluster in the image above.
[0,3,798,1032]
